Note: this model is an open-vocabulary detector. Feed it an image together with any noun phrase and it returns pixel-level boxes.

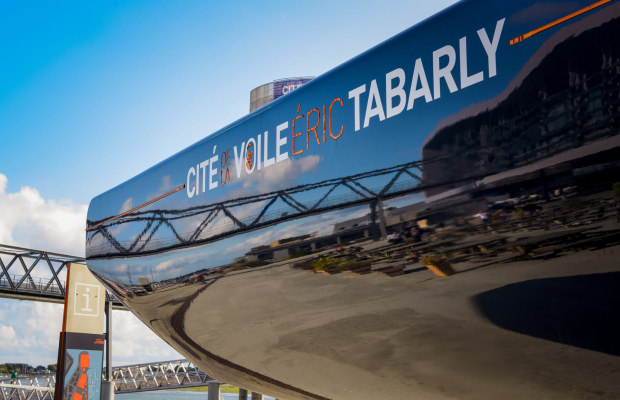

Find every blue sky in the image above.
[0,0,459,366]
[1,0,460,205]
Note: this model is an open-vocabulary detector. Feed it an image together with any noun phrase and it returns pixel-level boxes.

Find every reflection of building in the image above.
[245,203,427,262]
[249,77,313,112]
[384,204,422,232]
[332,216,368,233]
[422,17,619,199]
[137,277,164,292]
[245,220,369,262]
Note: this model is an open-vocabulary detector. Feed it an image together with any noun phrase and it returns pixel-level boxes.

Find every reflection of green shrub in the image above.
[311,257,333,271]
[234,259,268,269]
[287,250,312,260]
[613,182,620,196]
[308,256,368,273]
[246,260,268,267]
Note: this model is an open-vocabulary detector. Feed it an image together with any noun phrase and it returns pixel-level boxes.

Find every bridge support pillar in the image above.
[208,382,220,400]
[369,200,387,240]
[103,297,114,399]
[251,392,263,400]
[377,198,388,239]
[239,388,248,400]
[101,380,115,400]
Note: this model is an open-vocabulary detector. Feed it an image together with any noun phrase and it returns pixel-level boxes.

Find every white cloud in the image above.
[112,310,181,365]
[0,173,87,256]
[0,300,59,363]
[0,298,182,366]
[0,324,18,346]
[0,173,181,367]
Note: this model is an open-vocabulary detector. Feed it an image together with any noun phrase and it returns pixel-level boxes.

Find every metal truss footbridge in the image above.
[0,244,122,307]
[0,359,220,399]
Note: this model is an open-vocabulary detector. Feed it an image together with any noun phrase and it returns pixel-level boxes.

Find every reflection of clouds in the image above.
[90,156,321,253]
[90,205,372,284]
[91,257,150,284]
[165,197,270,242]
[223,227,287,257]
[223,206,369,257]
[149,250,212,280]
[246,155,320,191]
[113,263,129,273]
[226,155,320,199]
[87,200,132,253]
[120,197,133,213]
[86,221,138,256]
[164,209,241,243]
[155,259,180,272]
[383,193,424,209]
[147,175,174,201]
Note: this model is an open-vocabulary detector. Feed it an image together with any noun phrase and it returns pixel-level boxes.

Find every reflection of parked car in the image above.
[488,201,516,213]
[404,226,423,243]
[387,232,402,243]
[522,203,542,215]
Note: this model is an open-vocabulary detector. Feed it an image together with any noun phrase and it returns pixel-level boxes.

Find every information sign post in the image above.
[54,263,106,400]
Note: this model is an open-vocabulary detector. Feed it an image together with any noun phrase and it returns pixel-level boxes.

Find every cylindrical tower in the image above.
[250,77,313,112]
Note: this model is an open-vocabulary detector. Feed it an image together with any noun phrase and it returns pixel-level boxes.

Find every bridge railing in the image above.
[0,243,123,307]
[0,274,65,297]
[0,243,80,302]
[0,359,220,398]
[112,358,219,393]
[0,375,55,400]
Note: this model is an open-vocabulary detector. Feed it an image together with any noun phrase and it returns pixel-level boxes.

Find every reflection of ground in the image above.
[290,192,620,278]
[125,277,327,400]
[123,192,620,400]
[180,242,620,400]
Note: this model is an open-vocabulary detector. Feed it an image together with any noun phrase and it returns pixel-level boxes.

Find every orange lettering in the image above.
[322,105,326,143]
[307,108,321,149]
[329,98,344,140]
[246,142,254,170]
[292,114,305,155]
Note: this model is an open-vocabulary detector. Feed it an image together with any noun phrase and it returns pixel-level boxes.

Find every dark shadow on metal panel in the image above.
[472,271,620,356]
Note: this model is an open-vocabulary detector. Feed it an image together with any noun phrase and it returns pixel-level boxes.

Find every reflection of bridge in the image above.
[87,56,620,260]
[0,245,262,399]
[86,158,451,258]
[0,359,224,399]
[0,244,122,307]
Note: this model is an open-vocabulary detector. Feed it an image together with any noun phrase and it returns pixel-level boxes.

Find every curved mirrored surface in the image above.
[86,1,620,398]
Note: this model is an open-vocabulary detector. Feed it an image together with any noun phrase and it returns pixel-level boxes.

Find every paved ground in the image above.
[125,214,620,399]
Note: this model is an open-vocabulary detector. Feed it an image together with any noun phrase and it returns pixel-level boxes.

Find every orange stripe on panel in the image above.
[85,185,185,231]
[510,0,613,45]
